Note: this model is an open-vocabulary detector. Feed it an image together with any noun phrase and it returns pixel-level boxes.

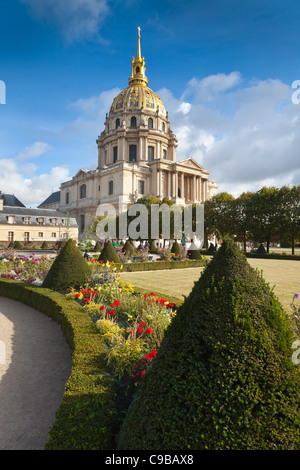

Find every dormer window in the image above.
[7,216,15,224]
[23,217,31,225]
[50,218,57,226]
[37,217,45,225]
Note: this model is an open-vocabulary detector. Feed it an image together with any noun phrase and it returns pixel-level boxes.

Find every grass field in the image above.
[119,258,300,314]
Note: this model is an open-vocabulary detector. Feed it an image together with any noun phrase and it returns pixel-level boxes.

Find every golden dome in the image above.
[109,28,167,119]
[109,85,167,118]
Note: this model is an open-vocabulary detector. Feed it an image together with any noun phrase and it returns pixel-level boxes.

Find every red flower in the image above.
[84,298,90,303]
[110,303,115,308]
[139,321,146,327]
[141,370,145,378]
[100,260,104,263]
[108,310,116,316]
[143,294,147,299]
[136,327,143,334]
[75,293,80,298]
[145,350,157,360]
[168,303,174,308]
[100,305,105,310]
[114,300,120,306]
[145,328,153,334]
[149,292,156,296]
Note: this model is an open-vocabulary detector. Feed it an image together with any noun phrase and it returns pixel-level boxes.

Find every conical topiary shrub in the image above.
[148,239,157,253]
[94,240,102,252]
[42,239,92,292]
[98,240,120,263]
[117,239,300,450]
[187,248,202,259]
[170,240,180,254]
[257,243,266,255]
[123,239,135,255]
[41,241,49,249]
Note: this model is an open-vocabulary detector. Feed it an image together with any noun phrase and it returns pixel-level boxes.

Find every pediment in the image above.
[178,158,204,171]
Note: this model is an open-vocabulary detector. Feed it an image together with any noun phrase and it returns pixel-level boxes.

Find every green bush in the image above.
[207,242,216,253]
[41,241,49,249]
[123,240,135,255]
[42,239,92,292]
[93,240,102,252]
[14,241,22,249]
[257,243,266,255]
[148,239,157,253]
[0,279,119,450]
[98,240,120,263]
[117,239,300,450]
[170,241,180,254]
[187,248,202,259]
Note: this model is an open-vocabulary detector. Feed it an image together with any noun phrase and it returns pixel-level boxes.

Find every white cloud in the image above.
[0,157,70,207]
[182,71,241,102]
[21,0,110,42]
[159,75,300,194]
[16,141,51,160]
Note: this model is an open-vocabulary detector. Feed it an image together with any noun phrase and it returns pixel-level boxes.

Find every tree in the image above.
[117,240,300,450]
[42,239,92,292]
[248,187,281,253]
[232,192,254,252]
[278,185,300,255]
[204,192,235,242]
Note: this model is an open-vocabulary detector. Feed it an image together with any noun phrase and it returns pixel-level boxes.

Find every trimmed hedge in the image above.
[0,279,119,450]
[246,253,300,261]
[120,259,207,272]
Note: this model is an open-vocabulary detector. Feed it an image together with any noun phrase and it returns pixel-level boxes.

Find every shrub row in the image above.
[119,258,207,272]
[0,278,120,450]
[245,253,300,261]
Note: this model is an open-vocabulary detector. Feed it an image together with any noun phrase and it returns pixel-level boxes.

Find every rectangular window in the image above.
[8,231,14,242]
[66,192,69,204]
[38,232,43,238]
[138,180,145,195]
[148,146,154,162]
[129,145,137,162]
[24,232,29,242]
[109,180,114,195]
[163,149,167,159]
[113,146,118,163]
[51,232,56,238]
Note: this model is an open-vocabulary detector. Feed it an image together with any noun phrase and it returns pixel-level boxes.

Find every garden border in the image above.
[0,278,120,450]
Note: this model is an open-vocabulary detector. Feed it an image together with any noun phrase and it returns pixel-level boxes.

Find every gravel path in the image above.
[0,297,72,450]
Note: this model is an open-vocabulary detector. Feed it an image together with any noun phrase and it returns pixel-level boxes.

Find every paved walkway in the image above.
[0,297,72,450]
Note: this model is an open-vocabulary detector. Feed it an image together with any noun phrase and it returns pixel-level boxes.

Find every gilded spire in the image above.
[128,27,148,87]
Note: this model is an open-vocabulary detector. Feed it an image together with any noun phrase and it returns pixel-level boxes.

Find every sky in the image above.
[0,0,300,206]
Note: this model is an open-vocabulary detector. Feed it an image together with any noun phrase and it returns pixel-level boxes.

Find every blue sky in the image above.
[0,0,300,206]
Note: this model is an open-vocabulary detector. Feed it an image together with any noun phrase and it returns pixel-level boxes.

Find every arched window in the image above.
[148,118,153,129]
[116,118,120,129]
[136,66,140,74]
[129,145,137,161]
[130,116,137,127]
[80,184,86,199]
[163,149,167,159]
[162,122,165,132]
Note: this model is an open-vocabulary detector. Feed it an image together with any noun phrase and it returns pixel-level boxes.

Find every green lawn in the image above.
[120,258,300,314]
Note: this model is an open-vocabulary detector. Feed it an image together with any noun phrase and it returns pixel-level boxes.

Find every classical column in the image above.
[159,169,162,196]
[193,175,196,202]
[168,171,171,198]
[156,169,160,197]
[199,177,202,202]
[181,172,185,200]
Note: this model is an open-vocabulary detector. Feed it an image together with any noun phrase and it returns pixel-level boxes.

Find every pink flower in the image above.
[294,292,300,300]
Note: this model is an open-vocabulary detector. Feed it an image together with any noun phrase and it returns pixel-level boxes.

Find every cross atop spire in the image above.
[128,27,148,87]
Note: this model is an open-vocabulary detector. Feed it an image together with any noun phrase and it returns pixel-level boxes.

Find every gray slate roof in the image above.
[0,206,78,227]
[38,191,61,207]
